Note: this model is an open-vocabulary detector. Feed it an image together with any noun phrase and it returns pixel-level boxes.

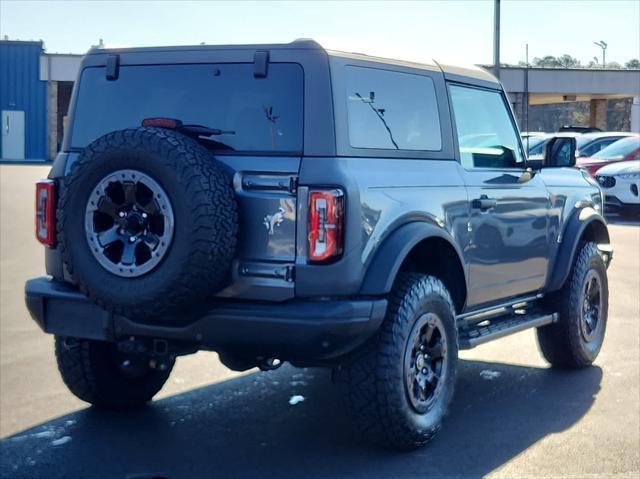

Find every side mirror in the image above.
[543,136,576,168]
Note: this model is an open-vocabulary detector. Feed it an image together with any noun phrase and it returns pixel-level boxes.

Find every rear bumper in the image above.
[25,277,387,361]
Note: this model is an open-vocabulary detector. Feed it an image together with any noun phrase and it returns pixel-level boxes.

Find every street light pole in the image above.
[593,40,607,68]
[494,0,501,79]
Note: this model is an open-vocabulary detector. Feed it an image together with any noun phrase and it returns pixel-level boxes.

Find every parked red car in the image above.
[577,135,640,176]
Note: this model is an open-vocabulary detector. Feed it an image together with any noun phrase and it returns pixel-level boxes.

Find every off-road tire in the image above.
[537,241,608,368]
[55,336,173,409]
[58,127,237,321]
[340,273,458,450]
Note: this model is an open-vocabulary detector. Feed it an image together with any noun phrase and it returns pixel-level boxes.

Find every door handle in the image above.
[472,197,497,210]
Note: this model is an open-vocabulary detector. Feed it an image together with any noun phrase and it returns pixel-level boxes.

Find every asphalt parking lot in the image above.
[0,164,638,479]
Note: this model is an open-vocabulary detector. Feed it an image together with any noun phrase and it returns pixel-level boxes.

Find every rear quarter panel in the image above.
[295,157,469,297]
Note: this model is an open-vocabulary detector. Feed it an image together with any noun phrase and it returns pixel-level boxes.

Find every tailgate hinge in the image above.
[288,176,298,194]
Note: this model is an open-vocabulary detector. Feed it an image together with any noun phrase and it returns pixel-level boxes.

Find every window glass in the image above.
[345,66,441,151]
[592,136,640,159]
[449,85,524,169]
[72,63,303,152]
[526,136,549,155]
[581,138,618,157]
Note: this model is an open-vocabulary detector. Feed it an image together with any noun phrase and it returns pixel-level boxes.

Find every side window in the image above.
[582,139,609,157]
[345,66,442,151]
[449,85,524,169]
[594,139,616,153]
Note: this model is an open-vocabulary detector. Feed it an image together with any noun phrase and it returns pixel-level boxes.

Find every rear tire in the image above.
[537,241,608,368]
[340,273,458,449]
[55,336,173,409]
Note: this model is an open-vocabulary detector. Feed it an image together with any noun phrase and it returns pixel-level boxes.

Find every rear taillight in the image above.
[308,189,344,263]
[35,179,56,246]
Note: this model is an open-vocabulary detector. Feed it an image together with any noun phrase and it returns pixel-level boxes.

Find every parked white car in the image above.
[595,160,640,217]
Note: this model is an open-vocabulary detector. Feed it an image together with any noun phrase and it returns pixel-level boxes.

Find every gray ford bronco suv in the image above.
[26,39,612,449]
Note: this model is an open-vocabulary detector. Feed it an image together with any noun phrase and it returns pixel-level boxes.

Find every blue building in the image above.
[0,40,48,161]
[1,39,80,162]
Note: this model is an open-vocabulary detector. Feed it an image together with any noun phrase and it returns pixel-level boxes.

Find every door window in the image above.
[449,85,524,169]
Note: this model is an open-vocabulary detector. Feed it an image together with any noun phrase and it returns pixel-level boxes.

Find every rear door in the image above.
[448,84,550,307]
[2,110,25,160]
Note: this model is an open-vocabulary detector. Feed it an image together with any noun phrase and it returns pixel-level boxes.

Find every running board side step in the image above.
[458,312,558,350]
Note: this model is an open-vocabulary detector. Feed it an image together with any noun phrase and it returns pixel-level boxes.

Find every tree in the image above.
[532,55,562,67]
[557,54,582,68]
[625,59,640,69]
[531,54,581,68]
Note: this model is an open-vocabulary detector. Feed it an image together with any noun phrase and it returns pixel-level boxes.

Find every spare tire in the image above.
[58,127,237,320]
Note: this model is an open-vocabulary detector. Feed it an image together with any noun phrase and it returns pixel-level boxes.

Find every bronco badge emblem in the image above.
[264,207,285,235]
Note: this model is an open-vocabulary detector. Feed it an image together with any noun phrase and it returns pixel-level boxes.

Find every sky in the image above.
[1,0,639,66]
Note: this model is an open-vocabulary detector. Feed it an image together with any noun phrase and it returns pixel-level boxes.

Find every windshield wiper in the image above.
[141,118,235,150]
[180,124,236,136]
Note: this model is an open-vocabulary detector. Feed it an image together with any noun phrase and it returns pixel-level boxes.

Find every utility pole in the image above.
[494,0,501,79]
[594,40,607,68]
[524,43,529,139]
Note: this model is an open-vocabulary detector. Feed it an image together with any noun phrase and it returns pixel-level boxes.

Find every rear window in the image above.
[345,66,442,151]
[71,63,304,153]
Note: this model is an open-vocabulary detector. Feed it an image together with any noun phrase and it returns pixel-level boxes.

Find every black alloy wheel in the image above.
[85,169,174,277]
[404,312,449,414]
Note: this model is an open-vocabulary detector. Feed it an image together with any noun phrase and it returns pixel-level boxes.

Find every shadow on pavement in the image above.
[0,360,602,479]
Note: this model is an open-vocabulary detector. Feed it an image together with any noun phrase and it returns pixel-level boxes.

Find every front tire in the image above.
[55,336,173,409]
[341,273,458,449]
[537,241,608,368]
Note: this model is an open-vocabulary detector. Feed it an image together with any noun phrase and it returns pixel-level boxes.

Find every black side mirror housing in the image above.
[543,136,577,168]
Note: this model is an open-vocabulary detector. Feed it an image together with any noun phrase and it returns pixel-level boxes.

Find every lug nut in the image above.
[141,212,148,219]
[118,211,126,218]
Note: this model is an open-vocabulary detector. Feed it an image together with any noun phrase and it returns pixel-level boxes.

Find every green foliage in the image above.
[522,55,638,70]
[625,59,640,69]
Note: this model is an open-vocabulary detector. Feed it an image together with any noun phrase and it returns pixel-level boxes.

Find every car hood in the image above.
[577,156,619,166]
[595,160,640,175]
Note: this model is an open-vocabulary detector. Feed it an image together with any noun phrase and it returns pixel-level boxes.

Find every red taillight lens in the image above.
[308,189,344,263]
[35,180,56,246]
[141,117,183,129]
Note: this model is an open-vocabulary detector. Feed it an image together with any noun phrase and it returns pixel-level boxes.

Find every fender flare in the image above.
[546,207,610,292]
[359,221,467,295]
